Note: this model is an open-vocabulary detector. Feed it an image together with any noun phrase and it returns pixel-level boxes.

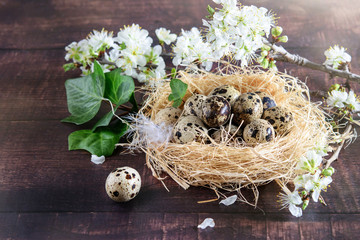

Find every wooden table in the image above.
[1,0,359,239]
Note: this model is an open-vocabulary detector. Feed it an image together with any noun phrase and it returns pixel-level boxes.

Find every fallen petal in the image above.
[219,195,237,206]
[198,218,215,229]
[91,155,105,164]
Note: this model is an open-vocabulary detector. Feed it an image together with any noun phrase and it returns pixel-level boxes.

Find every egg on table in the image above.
[154,107,182,125]
[183,94,207,118]
[255,91,277,110]
[201,95,231,127]
[243,119,275,144]
[173,115,208,144]
[262,106,294,135]
[208,85,241,107]
[105,167,141,202]
[232,92,263,125]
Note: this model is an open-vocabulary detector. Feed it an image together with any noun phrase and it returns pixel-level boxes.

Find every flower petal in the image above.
[219,195,237,206]
[198,218,215,229]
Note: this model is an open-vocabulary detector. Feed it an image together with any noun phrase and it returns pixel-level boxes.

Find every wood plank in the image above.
[0,120,359,214]
[331,214,360,239]
[0,0,359,49]
[2,212,357,240]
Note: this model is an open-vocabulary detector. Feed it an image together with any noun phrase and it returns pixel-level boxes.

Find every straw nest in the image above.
[138,67,333,193]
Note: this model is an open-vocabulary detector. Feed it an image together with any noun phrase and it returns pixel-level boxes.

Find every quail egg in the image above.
[173,115,208,144]
[183,94,207,118]
[262,106,294,135]
[209,85,241,107]
[211,124,243,143]
[255,91,277,110]
[232,92,263,125]
[243,119,275,144]
[154,107,182,125]
[201,95,231,127]
[105,167,141,202]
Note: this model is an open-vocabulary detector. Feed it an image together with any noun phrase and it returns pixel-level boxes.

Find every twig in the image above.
[325,124,353,168]
[263,39,360,83]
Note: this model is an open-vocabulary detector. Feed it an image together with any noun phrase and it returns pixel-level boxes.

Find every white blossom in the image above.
[155,28,177,45]
[203,2,274,66]
[295,149,323,173]
[346,90,360,111]
[279,191,303,217]
[327,90,348,108]
[87,29,114,54]
[172,27,214,71]
[324,45,351,69]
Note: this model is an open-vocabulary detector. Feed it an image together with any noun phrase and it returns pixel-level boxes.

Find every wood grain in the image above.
[0,0,360,239]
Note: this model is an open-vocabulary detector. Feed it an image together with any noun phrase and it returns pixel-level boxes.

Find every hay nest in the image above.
[137,67,333,194]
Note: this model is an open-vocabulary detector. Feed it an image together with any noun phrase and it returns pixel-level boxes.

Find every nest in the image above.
[137,67,333,197]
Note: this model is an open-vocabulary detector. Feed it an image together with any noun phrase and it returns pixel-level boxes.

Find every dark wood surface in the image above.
[1,0,360,239]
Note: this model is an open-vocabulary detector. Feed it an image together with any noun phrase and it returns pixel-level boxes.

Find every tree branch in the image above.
[263,39,360,84]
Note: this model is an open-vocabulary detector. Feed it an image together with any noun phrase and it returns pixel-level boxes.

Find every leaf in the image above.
[91,110,115,131]
[129,92,139,112]
[62,61,105,125]
[68,121,128,156]
[104,69,135,106]
[168,78,188,108]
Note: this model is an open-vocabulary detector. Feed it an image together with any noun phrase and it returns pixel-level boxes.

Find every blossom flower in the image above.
[279,191,303,217]
[87,29,114,54]
[304,171,332,202]
[203,2,274,66]
[295,149,323,173]
[324,45,351,69]
[172,27,214,71]
[155,28,177,45]
[345,90,360,111]
[327,90,348,108]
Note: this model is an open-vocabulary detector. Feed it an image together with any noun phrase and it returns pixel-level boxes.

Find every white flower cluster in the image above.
[200,0,274,67]
[280,144,334,217]
[324,45,351,69]
[64,25,167,82]
[327,89,360,111]
[172,28,214,71]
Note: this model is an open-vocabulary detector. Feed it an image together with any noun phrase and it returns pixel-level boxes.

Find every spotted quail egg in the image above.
[255,91,277,110]
[201,95,231,127]
[211,124,243,143]
[154,107,182,125]
[209,85,241,107]
[232,92,263,125]
[183,94,207,118]
[243,119,275,144]
[173,115,208,144]
[105,167,141,202]
[262,106,294,135]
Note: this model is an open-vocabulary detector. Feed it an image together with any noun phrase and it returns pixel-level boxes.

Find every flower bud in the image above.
[278,36,288,43]
[322,167,335,176]
[269,60,277,70]
[302,198,309,210]
[261,50,268,57]
[329,84,341,92]
[207,5,215,16]
[261,58,269,69]
[271,26,283,37]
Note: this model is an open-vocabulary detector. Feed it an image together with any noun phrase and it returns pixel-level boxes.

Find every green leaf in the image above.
[91,110,115,131]
[68,121,128,156]
[62,61,105,125]
[104,69,135,105]
[168,78,188,108]
[129,92,139,112]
